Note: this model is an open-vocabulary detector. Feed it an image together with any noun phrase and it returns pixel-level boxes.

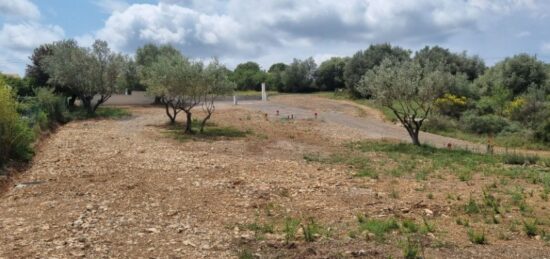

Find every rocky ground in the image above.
[1,99,549,258]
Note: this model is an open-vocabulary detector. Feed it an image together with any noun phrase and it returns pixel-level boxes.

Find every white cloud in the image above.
[0,23,64,74]
[542,42,550,54]
[95,3,254,57]
[0,23,64,50]
[92,0,493,59]
[3,0,550,74]
[77,0,547,68]
[0,0,40,20]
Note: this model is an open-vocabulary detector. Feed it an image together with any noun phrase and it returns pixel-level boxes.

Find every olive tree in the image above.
[42,40,126,114]
[144,54,188,124]
[200,58,235,133]
[178,61,205,134]
[136,44,181,99]
[344,44,411,97]
[357,59,450,145]
[144,54,204,133]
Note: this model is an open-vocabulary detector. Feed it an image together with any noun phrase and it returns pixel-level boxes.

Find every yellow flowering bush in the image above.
[504,97,525,118]
[435,93,468,118]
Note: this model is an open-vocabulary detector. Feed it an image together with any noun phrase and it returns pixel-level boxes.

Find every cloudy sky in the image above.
[1,0,550,75]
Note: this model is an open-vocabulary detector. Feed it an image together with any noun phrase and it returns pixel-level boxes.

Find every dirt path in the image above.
[0,107,368,258]
[1,105,549,258]
[241,94,550,157]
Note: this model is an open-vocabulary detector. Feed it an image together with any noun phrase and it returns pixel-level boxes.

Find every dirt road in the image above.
[241,95,482,149]
[241,95,550,156]
[1,99,549,258]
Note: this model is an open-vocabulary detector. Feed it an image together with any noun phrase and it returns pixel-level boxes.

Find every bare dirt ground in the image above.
[1,97,549,258]
[244,95,550,157]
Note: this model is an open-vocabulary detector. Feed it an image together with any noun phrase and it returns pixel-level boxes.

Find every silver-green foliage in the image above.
[143,50,235,133]
[357,59,454,145]
[42,40,127,114]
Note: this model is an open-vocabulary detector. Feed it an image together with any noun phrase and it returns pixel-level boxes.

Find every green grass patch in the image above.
[70,106,132,120]
[426,129,550,151]
[283,217,301,243]
[401,237,423,259]
[502,153,540,165]
[357,215,400,241]
[302,218,324,242]
[166,120,250,141]
[307,140,550,196]
[467,228,487,244]
[523,220,539,237]
[402,220,419,233]
[356,167,379,179]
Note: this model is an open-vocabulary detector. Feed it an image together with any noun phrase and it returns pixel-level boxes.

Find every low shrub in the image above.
[423,115,458,132]
[434,94,468,118]
[534,119,550,143]
[18,88,68,131]
[0,82,35,166]
[35,88,68,124]
[502,153,539,165]
[461,113,510,134]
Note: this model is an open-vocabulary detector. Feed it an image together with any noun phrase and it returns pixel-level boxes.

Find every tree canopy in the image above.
[280,57,317,93]
[475,54,547,97]
[414,46,486,81]
[230,61,266,91]
[42,40,128,114]
[344,43,411,96]
[143,49,234,134]
[266,63,287,92]
[315,57,348,91]
[357,59,453,145]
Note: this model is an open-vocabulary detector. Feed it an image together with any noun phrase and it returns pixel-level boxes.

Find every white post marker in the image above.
[261,83,267,101]
[233,95,238,105]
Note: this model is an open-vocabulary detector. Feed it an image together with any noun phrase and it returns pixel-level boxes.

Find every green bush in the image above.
[35,88,68,124]
[18,88,68,131]
[502,153,539,165]
[500,121,524,134]
[534,119,550,143]
[0,82,35,166]
[0,74,34,97]
[461,113,510,134]
[424,115,458,132]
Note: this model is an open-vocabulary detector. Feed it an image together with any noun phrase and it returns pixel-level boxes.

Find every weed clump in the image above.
[468,229,487,244]
[523,220,538,237]
[503,153,539,165]
[357,215,400,241]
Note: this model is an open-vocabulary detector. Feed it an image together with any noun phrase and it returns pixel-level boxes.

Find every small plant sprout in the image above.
[468,229,487,245]
[523,220,538,237]
[302,218,322,242]
[283,217,300,243]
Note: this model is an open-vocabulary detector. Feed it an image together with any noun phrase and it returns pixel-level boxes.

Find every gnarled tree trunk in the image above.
[184,111,193,134]
[200,113,212,133]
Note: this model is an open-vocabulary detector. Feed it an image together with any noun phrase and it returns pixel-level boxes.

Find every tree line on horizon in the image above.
[227,44,550,146]
[2,40,550,146]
